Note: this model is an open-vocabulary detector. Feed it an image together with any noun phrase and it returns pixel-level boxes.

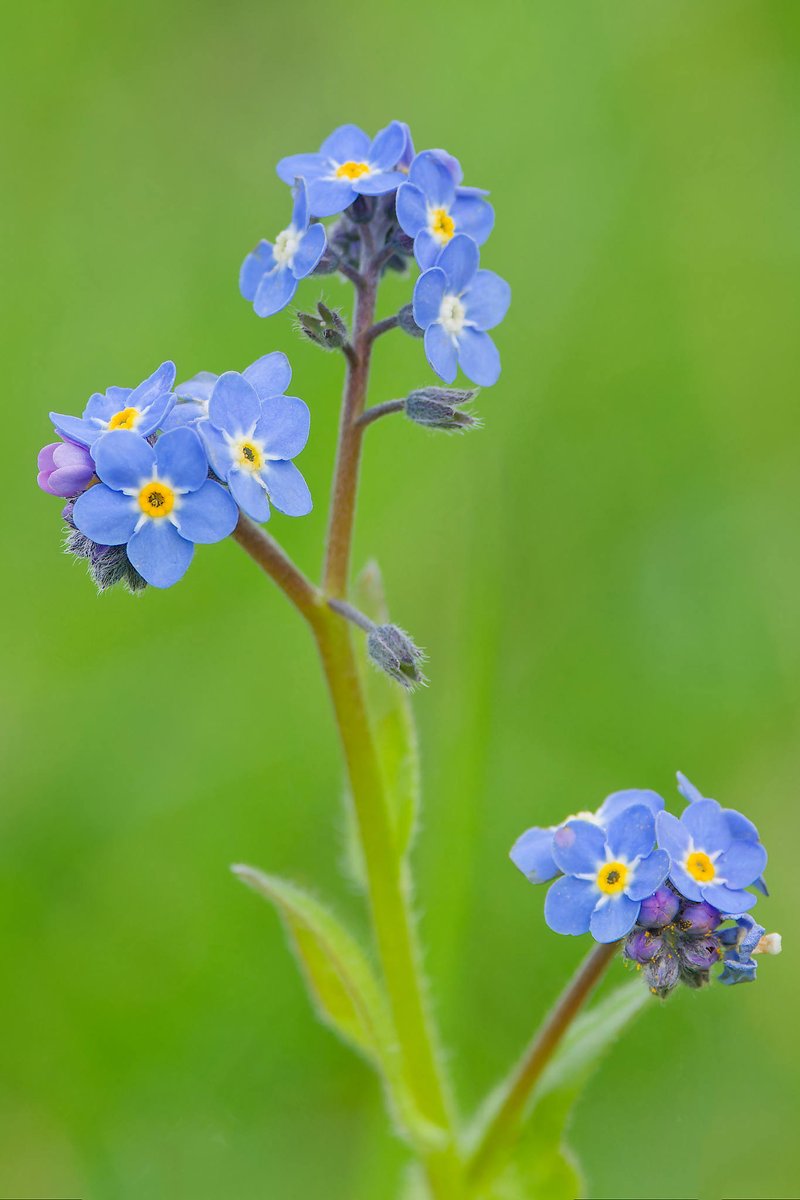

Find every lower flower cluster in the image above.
[511,772,779,995]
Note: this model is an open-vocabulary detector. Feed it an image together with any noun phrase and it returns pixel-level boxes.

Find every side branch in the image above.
[366,314,399,342]
[232,514,322,625]
[356,399,405,429]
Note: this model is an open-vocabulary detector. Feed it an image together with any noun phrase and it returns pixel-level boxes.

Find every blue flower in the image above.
[276,122,408,218]
[511,788,665,884]
[198,371,312,523]
[718,914,765,985]
[396,151,494,269]
[71,428,238,588]
[677,771,768,894]
[543,805,670,943]
[50,362,176,448]
[161,353,293,432]
[656,785,767,914]
[412,235,510,387]
[239,179,327,318]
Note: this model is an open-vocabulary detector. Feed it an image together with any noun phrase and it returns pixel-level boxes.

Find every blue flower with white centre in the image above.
[239,179,327,318]
[396,151,494,269]
[510,788,665,885]
[656,793,767,914]
[276,122,408,218]
[677,771,768,894]
[71,428,238,588]
[412,235,510,387]
[50,362,176,448]
[544,805,670,943]
[198,371,312,524]
[161,353,293,432]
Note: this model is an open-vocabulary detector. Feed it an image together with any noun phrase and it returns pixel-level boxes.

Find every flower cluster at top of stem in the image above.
[511,772,779,995]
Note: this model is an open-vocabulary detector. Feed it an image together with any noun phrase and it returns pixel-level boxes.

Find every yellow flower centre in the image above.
[237,441,263,471]
[138,479,175,518]
[596,861,628,895]
[685,850,715,882]
[336,160,370,180]
[108,406,140,431]
[430,207,455,242]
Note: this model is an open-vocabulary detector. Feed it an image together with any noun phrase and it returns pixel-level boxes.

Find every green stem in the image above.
[467,940,619,1187]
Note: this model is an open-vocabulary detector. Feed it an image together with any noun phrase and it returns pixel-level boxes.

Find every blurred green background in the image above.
[2,1,799,1196]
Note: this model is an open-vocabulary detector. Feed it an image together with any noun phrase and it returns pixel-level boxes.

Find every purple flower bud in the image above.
[624,929,663,963]
[37,439,95,498]
[677,902,721,937]
[643,951,680,997]
[679,935,721,971]
[637,887,681,929]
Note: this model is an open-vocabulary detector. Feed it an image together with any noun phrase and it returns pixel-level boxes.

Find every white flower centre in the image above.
[274,226,301,268]
[439,293,466,337]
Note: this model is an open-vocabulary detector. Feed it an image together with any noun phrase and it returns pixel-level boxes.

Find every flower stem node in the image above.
[366,624,428,691]
[405,387,479,433]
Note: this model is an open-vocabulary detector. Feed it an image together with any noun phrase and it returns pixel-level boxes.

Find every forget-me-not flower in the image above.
[544,804,670,943]
[240,179,326,318]
[198,370,311,523]
[677,771,768,894]
[162,353,293,432]
[277,122,408,218]
[412,235,510,387]
[396,151,494,269]
[72,428,237,588]
[50,362,175,448]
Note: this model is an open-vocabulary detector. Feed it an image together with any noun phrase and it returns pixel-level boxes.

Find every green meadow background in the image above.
[2,2,799,1196]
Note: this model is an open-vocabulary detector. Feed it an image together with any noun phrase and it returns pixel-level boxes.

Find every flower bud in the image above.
[349,194,376,224]
[37,439,95,498]
[677,901,721,936]
[643,950,680,998]
[637,887,681,929]
[678,935,721,972]
[405,387,478,433]
[367,624,427,690]
[624,929,662,964]
[398,303,424,338]
[317,301,348,339]
[297,309,344,351]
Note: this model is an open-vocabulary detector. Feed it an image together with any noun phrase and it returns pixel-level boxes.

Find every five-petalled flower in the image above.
[72,427,237,588]
[198,368,312,523]
[396,151,494,270]
[412,235,510,387]
[544,805,670,943]
[50,362,175,447]
[277,122,408,218]
[240,179,326,318]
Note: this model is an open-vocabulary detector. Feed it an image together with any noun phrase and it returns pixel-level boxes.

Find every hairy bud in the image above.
[643,950,680,998]
[624,929,663,964]
[297,305,346,351]
[398,303,424,338]
[405,387,478,433]
[367,624,427,690]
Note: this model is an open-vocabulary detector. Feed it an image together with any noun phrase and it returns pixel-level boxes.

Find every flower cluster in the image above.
[511,773,778,995]
[239,121,511,387]
[38,357,312,589]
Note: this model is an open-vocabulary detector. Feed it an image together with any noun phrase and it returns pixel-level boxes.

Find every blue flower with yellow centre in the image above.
[71,427,238,588]
[544,805,670,943]
[198,370,312,523]
[239,179,327,318]
[50,362,176,448]
[396,151,494,269]
[412,235,510,387]
[162,352,293,432]
[276,122,408,219]
[676,771,768,895]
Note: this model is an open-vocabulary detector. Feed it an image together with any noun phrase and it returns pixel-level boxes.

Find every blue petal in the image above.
[424,324,458,384]
[154,426,208,492]
[229,470,271,522]
[240,240,275,301]
[667,862,703,903]
[292,223,326,279]
[254,395,310,459]
[84,391,123,421]
[723,807,761,842]
[92,429,155,490]
[551,819,606,876]
[209,372,260,435]
[464,270,511,330]
[413,231,441,270]
[396,182,428,237]
[260,460,312,516]
[457,328,501,387]
[177,372,217,404]
[320,124,371,162]
[72,484,138,545]
[413,267,447,329]
[198,421,233,479]
[396,122,415,170]
[291,178,309,231]
[408,151,455,207]
[127,361,176,411]
[276,153,328,186]
[656,810,691,860]
[136,390,175,437]
[597,789,665,825]
[369,121,406,171]
[424,148,463,185]
[50,413,103,447]
[544,875,597,936]
[175,480,237,543]
[626,850,670,902]
[253,267,298,318]
[716,840,767,889]
[700,883,756,914]
[127,520,194,588]
[160,401,206,432]
[676,771,706,804]
[451,193,495,244]
[681,799,732,854]
[307,178,357,218]
[604,804,657,862]
[590,895,640,943]
[436,234,479,292]
[509,826,559,884]
[354,170,406,195]
[243,352,292,401]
